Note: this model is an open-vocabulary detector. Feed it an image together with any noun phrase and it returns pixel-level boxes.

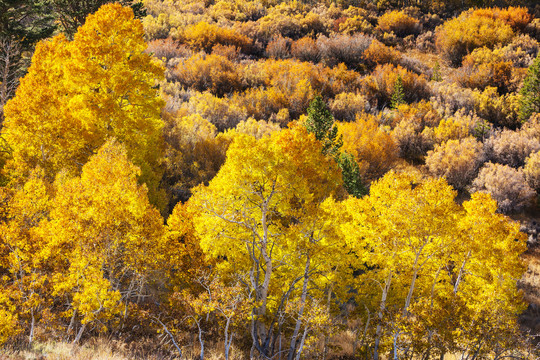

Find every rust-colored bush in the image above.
[183,22,252,53]
[172,53,243,97]
[291,37,321,63]
[266,35,292,59]
[471,162,536,213]
[363,39,402,67]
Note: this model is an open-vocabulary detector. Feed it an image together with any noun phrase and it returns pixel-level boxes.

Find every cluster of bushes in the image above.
[139,0,540,217]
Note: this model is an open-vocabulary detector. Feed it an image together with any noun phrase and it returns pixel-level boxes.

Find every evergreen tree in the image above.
[391,74,405,109]
[305,95,342,159]
[305,96,366,198]
[0,0,55,47]
[339,152,368,198]
[519,54,540,122]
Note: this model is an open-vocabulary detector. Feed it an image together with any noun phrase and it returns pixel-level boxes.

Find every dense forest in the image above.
[1,0,540,359]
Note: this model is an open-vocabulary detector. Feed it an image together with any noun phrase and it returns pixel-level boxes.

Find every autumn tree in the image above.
[1,3,165,206]
[189,125,349,359]
[39,139,165,341]
[0,171,54,345]
[340,172,526,359]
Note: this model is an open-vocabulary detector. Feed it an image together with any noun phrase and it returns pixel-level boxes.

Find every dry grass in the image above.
[0,338,181,360]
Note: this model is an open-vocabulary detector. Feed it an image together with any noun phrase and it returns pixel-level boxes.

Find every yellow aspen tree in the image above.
[0,171,54,345]
[40,139,165,342]
[189,125,349,359]
[341,172,526,360]
[2,3,165,207]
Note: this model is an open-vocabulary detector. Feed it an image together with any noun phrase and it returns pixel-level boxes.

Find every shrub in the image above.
[172,53,243,97]
[329,92,369,122]
[363,39,402,67]
[500,34,540,68]
[484,128,540,168]
[389,102,440,162]
[472,87,520,128]
[484,7,533,32]
[316,33,373,69]
[426,137,485,190]
[456,47,514,93]
[339,115,399,182]
[431,115,474,145]
[362,64,430,108]
[339,15,374,34]
[436,10,515,66]
[291,37,320,63]
[266,35,291,59]
[186,91,248,130]
[183,22,252,53]
[471,162,535,213]
[235,118,281,138]
[146,38,188,61]
[524,151,540,191]
[430,82,476,114]
[211,44,241,61]
[377,10,420,37]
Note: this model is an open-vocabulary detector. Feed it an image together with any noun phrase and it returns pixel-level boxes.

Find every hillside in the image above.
[0,0,540,359]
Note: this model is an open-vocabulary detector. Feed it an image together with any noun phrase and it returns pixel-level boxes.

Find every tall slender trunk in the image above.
[73,324,86,344]
[29,308,35,345]
[287,256,310,360]
[374,271,392,360]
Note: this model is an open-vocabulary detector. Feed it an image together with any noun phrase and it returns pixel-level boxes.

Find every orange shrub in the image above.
[338,115,399,182]
[172,54,243,97]
[183,22,252,53]
[291,37,320,63]
[363,39,402,67]
[377,10,419,37]
[426,137,485,190]
[362,64,430,108]
[472,7,533,32]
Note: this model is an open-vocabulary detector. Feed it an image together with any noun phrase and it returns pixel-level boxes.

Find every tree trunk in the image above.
[287,256,310,360]
[374,271,392,360]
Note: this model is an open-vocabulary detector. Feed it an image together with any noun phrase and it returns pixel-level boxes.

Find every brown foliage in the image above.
[484,128,540,168]
[471,162,535,213]
[172,54,243,97]
[426,137,485,190]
